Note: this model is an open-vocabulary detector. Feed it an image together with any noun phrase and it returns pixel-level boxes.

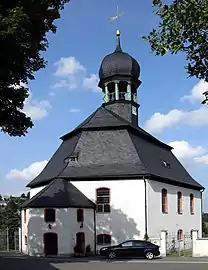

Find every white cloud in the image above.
[169,141,206,161]
[23,92,52,120]
[12,82,27,89]
[49,92,56,97]
[53,57,86,90]
[69,108,81,113]
[6,160,48,181]
[144,80,208,134]
[145,109,184,134]
[52,79,78,90]
[194,155,208,165]
[181,80,208,103]
[169,140,208,167]
[54,57,86,77]
[10,83,52,120]
[53,56,100,93]
[145,107,208,134]
[83,74,100,92]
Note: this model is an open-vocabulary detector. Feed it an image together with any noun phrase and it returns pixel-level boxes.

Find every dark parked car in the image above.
[99,240,160,260]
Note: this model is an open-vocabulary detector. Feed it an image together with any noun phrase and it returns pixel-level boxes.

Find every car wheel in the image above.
[145,251,154,260]
[108,251,116,259]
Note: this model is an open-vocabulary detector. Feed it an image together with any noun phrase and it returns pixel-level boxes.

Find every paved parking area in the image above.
[1,254,208,270]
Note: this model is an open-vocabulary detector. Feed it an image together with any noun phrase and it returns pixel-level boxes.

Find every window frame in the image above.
[96,187,111,213]
[161,188,168,214]
[77,208,84,223]
[44,208,56,223]
[190,194,194,215]
[177,229,183,241]
[177,191,182,214]
[97,234,111,245]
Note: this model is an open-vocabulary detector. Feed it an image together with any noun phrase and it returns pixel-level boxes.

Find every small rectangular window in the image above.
[44,209,56,223]
[24,209,26,223]
[97,234,111,245]
[97,204,111,213]
[190,194,194,215]
[177,192,182,214]
[96,188,110,213]
[161,189,168,214]
[177,230,183,241]
[77,209,84,222]
[25,236,28,245]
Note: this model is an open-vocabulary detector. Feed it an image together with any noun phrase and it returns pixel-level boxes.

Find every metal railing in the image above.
[103,92,137,102]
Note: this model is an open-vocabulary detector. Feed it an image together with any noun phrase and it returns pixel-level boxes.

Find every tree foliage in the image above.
[0,0,70,137]
[143,0,208,82]
[0,194,29,250]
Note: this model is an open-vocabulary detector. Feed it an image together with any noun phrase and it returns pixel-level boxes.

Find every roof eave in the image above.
[21,204,96,210]
[26,173,203,191]
[147,174,204,191]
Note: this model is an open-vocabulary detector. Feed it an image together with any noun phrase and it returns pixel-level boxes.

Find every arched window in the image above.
[177,229,183,241]
[77,209,84,222]
[161,189,168,214]
[190,194,194,215]
[107,83,115,101]
[96,187,110,213]
[177,191,182,214]
[97,234,111,245]
[44,208,56,223]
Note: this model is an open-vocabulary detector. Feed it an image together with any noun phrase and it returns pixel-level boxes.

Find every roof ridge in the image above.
[103,106,172,150]
[128,132,149,174]
[22,179,56,208]
[102,106,129,124]
[63,179,71,204]
[56,136,81,179]
[76,107,102,129]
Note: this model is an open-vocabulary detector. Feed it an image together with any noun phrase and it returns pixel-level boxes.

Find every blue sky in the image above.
[0,0,208,210]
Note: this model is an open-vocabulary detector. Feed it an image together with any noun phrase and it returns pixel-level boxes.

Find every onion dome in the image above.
[98,30,140,87]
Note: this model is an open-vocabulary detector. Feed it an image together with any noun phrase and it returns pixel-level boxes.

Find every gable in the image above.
[23,179,95,209]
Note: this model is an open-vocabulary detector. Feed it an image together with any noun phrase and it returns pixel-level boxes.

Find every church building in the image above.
[21,30,204,257]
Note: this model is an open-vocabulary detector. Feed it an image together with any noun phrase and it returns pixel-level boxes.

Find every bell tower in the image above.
[98,30,142,127]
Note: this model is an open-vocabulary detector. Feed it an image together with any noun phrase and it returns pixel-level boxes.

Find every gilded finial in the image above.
[115,30,122,52]
[116,29,120,36]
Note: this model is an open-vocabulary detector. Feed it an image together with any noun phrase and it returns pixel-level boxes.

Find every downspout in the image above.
[20,210,22,253]
[144,177,148,240]
[201,188,205,237]
[93,209,96,255]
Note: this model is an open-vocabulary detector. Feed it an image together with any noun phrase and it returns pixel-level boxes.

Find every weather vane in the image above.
[109,5,124,22]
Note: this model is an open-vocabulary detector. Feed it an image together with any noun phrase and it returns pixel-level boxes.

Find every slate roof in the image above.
[27,106,204,191]
[22,178,95,209]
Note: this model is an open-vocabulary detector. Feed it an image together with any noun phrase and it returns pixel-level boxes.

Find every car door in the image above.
[131,241,146,257]
[115,241,134,257]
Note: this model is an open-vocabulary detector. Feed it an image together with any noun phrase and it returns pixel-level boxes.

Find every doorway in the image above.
[43,232,58,256]
[76,232,85,254]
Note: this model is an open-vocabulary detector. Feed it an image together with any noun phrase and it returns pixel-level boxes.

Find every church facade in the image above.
[21,30,204,257]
